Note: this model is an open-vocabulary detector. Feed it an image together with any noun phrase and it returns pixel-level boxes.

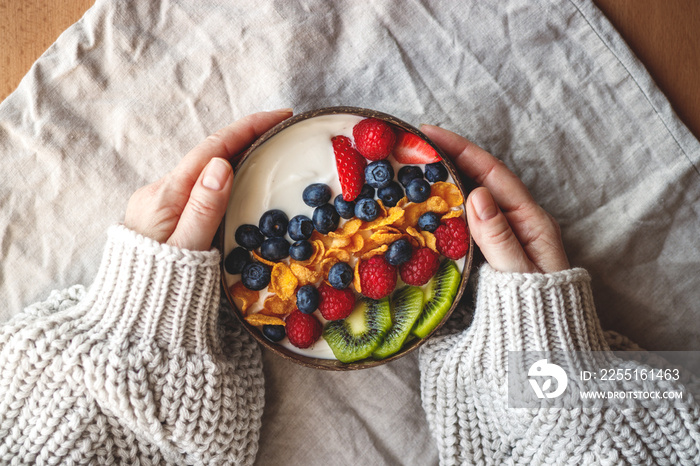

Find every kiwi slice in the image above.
[323,297,392,363]
[412,260,461,338]
[372,286,424,360]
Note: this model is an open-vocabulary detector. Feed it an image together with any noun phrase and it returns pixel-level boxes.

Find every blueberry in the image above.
[288,215,314,240]
[260,237,290,261]
[241,262,271,290]
[259,209,289,238]
[313,204,340,234]
[385,239,413,266]
[235,224,264,250]
[224,247,251,275]
[418,211,442,232]
[405,178,431,203]
[296,285,320,314]
[289,240,313,261]
[334,194,356,219]
[377,181,404,207]
[365,160,394,189]
[398,165,424,187]
[425,162,448,182]
[357,184,375,200]
[328,262,353,289]
[355,197,380,222]
[302,183,332,207]
[262,324,286,342]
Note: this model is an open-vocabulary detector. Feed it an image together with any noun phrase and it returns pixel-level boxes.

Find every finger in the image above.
[167,157,233,251]
[173,108,293,190]
[467,187,537,273]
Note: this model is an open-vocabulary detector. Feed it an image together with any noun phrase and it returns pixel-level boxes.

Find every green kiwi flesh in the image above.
[323,297,392,363]
[372,286,424,359]
[412,260,461,338]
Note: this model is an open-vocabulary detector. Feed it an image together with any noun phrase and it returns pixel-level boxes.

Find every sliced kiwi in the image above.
[412,260,461,338]
[323,297,392,363]
[372,286,424,360]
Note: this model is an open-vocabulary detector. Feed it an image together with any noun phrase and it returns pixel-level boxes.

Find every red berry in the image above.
[393,132,441,164]
[434,217,470,260]
[399,247,440,286]
[318,283,355,320]
[286,309,322,349]
[358,255,397,300]
[332,135,366,201]
[352,118,396,161]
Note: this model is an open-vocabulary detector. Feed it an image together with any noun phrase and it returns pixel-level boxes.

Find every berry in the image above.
[332,135,366,201]
[260,237,290,261]
[377,181,404,207]
[289,240,313,261]
[385,239,413,266]
[399,247,440,286]
[425,162,448,182]
[286,309,323,348]
[405,178,431,203]
[328,262,353,289]
[303,183,332,207]
[358,255,397,300]
[434,217,470,260]
[241,262,271,290]
[259,209,289,238]
[364,160,394,189]
[296,284,320,314]
[334,194,355,219]
[318,283,355,321]
[418,211,441,232]
[262,324,286,342]
[224,247,251,274]
[288,215,314,241]
[397,165,423,187]
[355,198,380,222]
[235,224,264,250]
[313,204,340,234]
[352,118,396,161]
[357,184,375,200]
[393,132,441,164]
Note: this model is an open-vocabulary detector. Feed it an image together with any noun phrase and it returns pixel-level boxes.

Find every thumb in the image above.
[167,157,233,251]
[466,187,536,273]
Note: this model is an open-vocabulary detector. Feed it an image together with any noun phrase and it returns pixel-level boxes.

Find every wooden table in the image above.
[1,1,699,139]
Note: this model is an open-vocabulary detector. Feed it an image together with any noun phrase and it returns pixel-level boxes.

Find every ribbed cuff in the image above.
[80,225,223,354]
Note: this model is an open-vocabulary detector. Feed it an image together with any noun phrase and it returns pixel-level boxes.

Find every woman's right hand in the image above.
[421,124,570,274]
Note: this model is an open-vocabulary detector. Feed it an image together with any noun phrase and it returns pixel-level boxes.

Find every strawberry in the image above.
[352,118,396,161]
[332,135,367,201]
[393,132,441,164]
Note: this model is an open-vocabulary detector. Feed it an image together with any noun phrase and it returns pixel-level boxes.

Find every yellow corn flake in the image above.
[229,281,259,315]
[328,236,352,249]
[375,199,389,217]
[441,208,463,220]
[397,196,410,209]
[262,294,294,316]
[431,181,464,207]
[362,206,405,230]
[353,258,362,294]
[252,250,277,267]
[311,238,326,261]
[347,234,365,253]
[421,230,438,253]
[269,263,298,301]
[245,313,286,327]
[320,257,340,278]
[361,244,388,260]
[406,226,426,247]
[329,218,363,238]
[426,196,451,214]
[289,262,321,286]
[325,248,351,263]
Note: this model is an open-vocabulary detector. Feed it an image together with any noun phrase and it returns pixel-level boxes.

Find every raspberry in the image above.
[332,135,366,201]
[286,309,322,349]
[399,247,440,286]
[318,283,355,320]
[358,255,397,300]
[352,118,396,161]
[434,217,470,260]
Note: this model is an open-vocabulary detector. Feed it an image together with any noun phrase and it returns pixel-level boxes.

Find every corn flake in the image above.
[245,313,286,327]
[252,250,277,267]
[328,218,363,238]
[361,244,388,259]
[431,181,464,207]
[441,208,464,220]
[229,282,259,315]
[353,258,362,294]
[289,262,321,286]
[262,294,294,316]
[421,231,438,253]
[406,226,426,247]
[269,263,298,300]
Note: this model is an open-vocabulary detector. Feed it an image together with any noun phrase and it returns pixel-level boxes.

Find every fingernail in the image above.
[202,158,231,191]
[471,188,498,220]
[270,107,293,114]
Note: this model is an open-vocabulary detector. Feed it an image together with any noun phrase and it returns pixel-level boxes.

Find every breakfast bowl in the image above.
[220,106,473,370]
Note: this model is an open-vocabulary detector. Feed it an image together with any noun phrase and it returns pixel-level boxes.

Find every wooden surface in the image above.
[0,1,699,139]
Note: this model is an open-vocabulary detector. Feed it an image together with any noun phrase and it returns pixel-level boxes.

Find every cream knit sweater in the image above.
[1,226,699,464]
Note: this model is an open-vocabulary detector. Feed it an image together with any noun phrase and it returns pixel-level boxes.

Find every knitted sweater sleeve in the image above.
[419,264,700,465]
[0,225,264,465]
